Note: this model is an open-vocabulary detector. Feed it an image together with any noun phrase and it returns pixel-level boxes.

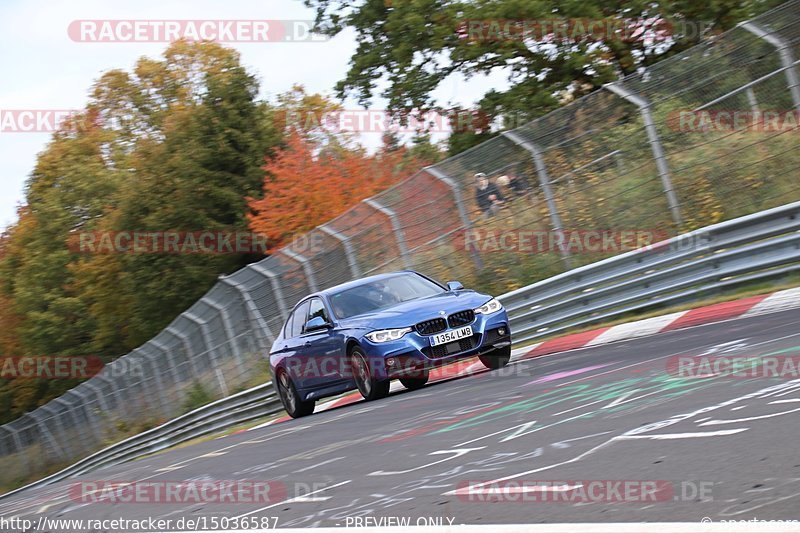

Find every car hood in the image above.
[339,290,494,330]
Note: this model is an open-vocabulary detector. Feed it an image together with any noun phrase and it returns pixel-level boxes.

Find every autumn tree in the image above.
[248,132,429,252]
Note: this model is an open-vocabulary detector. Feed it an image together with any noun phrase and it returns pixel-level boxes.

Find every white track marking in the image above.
[698,406,800,425]
[292,456,344,473]
[235,479,352,517]
[616,429,749,439]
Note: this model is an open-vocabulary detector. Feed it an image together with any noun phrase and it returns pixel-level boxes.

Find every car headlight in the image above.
[474,298,503,315]
[365,327,413,343]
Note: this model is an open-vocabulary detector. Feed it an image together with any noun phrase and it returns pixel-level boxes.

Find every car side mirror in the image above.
[305,316,332,332]
[447,281,464,291]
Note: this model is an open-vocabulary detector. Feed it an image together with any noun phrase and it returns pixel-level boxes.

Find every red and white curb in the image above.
[248,287,800,430]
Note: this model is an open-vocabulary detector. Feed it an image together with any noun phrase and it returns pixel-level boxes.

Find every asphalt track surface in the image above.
[2,309,800,530]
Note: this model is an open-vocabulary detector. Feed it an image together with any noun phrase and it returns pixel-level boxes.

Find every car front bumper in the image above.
[362,310,511,379]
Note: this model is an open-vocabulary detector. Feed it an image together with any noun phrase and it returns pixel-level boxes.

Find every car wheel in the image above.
[276,370,315,418]
[479,345,511,370]
[400,369,429,390]
[350,346,390,401]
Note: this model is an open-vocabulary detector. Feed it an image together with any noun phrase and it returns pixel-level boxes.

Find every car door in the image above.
[297,297,345,388]
[280,300,311,389]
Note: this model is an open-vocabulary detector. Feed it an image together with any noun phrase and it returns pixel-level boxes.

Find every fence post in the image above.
[96,373,126,419]
[219,276,275,347]
[141,351,173,417]
[55,398,85,454]
[201,296,245,369]
[166,327,201,380]
[185,310,230,396]
[150,339,183,396]
[501,131,573,268]
[424,165,484,272]
[65,390,102,450]
[318,224,361,279]
[740,21,800,111]
[3,426,29,474]
[31,407,68,461]
[281,249,318,293]
[249,263,290,321]
[131,347,169,413]
[603,82,684,228]
[82,381,109,417]
[41,398,75,460]
[363,197,413,269]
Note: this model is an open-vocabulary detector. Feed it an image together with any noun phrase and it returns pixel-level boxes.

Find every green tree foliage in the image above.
[304,0,782,152]
[0,42,281,422]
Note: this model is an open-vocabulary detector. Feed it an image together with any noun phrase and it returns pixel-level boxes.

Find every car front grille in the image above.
[415,318,447,335]
[447,309,475,328]
[423,334,478,359]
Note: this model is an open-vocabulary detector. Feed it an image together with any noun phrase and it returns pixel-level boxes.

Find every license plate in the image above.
[430,325,473,346]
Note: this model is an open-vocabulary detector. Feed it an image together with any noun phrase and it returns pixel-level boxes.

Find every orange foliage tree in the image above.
[248,132,423,252]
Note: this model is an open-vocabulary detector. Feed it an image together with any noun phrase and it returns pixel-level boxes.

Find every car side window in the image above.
[307,298,329,324]
[288,300,311,338]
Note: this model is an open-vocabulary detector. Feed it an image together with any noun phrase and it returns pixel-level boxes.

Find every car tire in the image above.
[479,345,511,370]
[276,370,315,418]
[400,369,429,391]
[351,346,390,401]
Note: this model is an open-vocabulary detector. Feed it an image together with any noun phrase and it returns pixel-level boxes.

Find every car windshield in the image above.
[328,273,444,319]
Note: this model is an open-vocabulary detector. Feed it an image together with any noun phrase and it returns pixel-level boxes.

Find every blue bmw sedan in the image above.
[269,271,511,417]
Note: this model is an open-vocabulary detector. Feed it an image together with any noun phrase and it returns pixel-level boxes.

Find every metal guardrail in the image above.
[0,382,281,501]
[500,200,800,344]
[4,201,800,500]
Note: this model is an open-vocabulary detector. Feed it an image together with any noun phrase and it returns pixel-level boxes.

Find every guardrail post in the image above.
[740,21,800,111]
[363,197,413,269]
[502,131,573,268]
[249,264,290,321]
[318,224,361,279]
[603,82,684,228]
[185,310,230,395]
[424,165,484,272]
[218,276,275,347]
[281,248,318,293]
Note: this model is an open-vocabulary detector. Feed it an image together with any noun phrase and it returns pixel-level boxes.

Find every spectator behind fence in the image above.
[496,170,531,197]
[474,172,505,217]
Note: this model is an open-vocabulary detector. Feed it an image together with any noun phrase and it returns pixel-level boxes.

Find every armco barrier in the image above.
[0,383,281,501]
[1,0,800,490]
[501,200,800,344]
[3,200,800,499]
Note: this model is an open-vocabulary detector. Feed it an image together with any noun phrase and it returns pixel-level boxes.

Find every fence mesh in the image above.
[2,0,800,488]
